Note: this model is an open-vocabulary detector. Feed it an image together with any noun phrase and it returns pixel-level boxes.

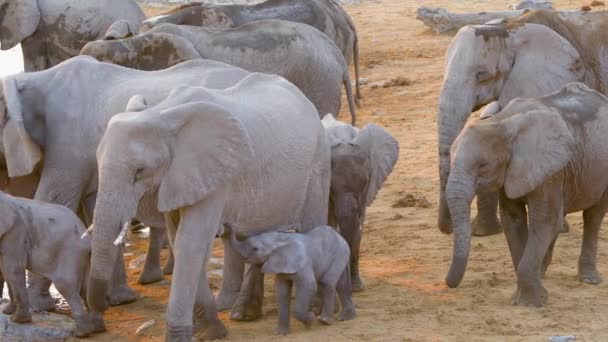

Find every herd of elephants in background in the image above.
[0,0,608,340]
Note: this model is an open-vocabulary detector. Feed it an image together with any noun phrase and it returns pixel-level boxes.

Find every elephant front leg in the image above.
[216,239,244,311]
[138,226,165,285]
[274,276,292,335]
[292,270,317,327]
[1,257,31,323]
[498,193,528,271]
[230,264,264,321]
[193,257,226,340]
[577,196,608,284]
[472,189,502,236]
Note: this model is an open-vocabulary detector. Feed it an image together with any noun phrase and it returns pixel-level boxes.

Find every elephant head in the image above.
[225,224,305,274]
[437,22,584,234]
[139,4,234,33]
[87,89,253,312]
[0,0,41,50]
[444,96,576,287]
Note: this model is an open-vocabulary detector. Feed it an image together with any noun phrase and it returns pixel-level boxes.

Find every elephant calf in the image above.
[0,192,104,337]
[445,82,608,307]
[224,224,356,335]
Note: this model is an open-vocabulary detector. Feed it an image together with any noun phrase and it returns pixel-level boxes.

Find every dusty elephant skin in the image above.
[81,20,357,125]
[0,56,252,312]
[88,75,330,341]
[436,10,608,238]
[445,83,608,307]
[224,224,355,334]
[0,0,144,71]
[139,0,362,103]
[321,114,398,292]
[0,192,104,337]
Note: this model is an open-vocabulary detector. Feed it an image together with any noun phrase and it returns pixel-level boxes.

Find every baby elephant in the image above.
[224,224,356,334]
[0,192,104,337]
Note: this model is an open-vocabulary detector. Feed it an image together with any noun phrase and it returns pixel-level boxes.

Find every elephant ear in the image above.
[262,236,306,274]
[353,124,399,206]
[499,23,584,104]
[125,94,148,112]
[1,78,42,178]
[0,0,40,50]
[503,109,575,199]
[103,20,134,40]
[157,101,253,212]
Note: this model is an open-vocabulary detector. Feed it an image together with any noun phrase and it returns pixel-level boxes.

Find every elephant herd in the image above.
[1,0,608,340]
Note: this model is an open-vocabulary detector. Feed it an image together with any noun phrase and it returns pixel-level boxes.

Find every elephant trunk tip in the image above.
[87,277,110,312]
[445,255,468,288]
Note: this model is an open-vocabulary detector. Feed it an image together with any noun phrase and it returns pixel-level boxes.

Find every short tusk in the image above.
[81,225,94,239]
[113,219,132,246]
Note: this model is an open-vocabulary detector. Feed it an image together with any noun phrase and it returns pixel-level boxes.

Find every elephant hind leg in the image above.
[578,194,608,284]
[138,226,165,285]
[229,264,264,321]
[336,270,356,321]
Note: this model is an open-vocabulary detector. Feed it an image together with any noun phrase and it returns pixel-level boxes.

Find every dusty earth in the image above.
[58,0,608,341]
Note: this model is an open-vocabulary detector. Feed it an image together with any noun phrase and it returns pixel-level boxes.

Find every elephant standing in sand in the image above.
[0,0,144,71]
[436,10,608,238]
[139,0,362,103]
[81,20,357,124]
[87,75,330,340]
[445,83,608,306]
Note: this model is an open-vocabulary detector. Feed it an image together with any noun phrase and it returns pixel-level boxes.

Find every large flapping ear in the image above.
[103,20,134,40]
[353,124,399,206]
[0,0,40,50]
[262,235,306,274]
[157,101,253,212]
[1,78,42,178]
[503,109,575,199]
[322,114,358,146]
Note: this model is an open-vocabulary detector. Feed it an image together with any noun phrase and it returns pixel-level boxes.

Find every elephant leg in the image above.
[318,282,336,325]
[541,235,558,277]
[498,193,528,271]
[472,189,502,236]
[292,270,317,327]
[53,277,93,337]
[337,270,356,321]
[163,248,175,275]
[107,249,137,306]
[165,194,226,342]
[216,239,244,311]
[578,196,608,284]
[229,264,264,321]
[192,256,226,340]
[2,280,17,315]
[138,226,165,285]
[274,276,292,335]
[26,274,56,311]
[1,257,31,323]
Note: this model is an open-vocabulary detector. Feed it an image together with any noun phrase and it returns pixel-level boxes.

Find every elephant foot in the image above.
[578,268,603,285]
[216,291,238,312]
[27,291,56,312]
[318,314,333,325]
[107,285,137,306]
[471,214,502,236]
[229,295,263,321]
[90,312,107,333]
[138,266,164,285]
[10,307,32,324]
[2,301,16,314]
[74,315,96,338]
[512,285,548,307]
[166,324,192,342]
[296,312,315,327]
[351,275,365,292]
[338,307,357,321]
[163,257,174,275]
[199,319,228,341]
[274,326,289,335]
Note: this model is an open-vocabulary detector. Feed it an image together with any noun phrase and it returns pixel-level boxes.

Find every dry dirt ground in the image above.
[76,1,608,341]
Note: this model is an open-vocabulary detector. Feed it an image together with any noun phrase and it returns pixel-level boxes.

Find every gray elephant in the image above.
[0,56,252,311]
[139,0,362,103]
[444,82,608,307]
[87,75,330,341]
[0,0,144,71]
[224,223,355,334]
[436,10,608,237]
[321,114,399,292]
[81,20,357,125]
[0,191,104,337]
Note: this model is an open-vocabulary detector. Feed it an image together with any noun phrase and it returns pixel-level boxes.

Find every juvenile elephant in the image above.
[445,83,608,307]
[80,20,357,125]
[0,0,144,71]
[224,223,355,334]
[437,10,608,237]
[139,0,362,103]
[321,114,399,291]
[0,191,104,337]
[0,56,251,311]
[87,75,330,340]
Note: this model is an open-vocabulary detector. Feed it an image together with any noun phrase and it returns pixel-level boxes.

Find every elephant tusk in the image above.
[113,219,132,246]
[81,225,94,239]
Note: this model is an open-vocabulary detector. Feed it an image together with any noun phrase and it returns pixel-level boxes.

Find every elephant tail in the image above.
[353,33,362,107]
[343,67,357,126]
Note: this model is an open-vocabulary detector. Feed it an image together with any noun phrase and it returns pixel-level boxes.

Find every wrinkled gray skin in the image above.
[88,76,329,341]
[139,0,362,104]
[0,0,144,71]
[225,224,355,335]
[0,192,105,337]
[0,56,252,313]
[437,13,608,237]
[321,114,399,292]
[82,20,357,125]
[445,83,608,307]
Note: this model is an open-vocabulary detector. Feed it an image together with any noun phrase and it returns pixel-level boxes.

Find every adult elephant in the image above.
[0,56,252,310]
[0,0,145,71]
[436,9,608,237]
[87,75,330,340]
[139,0,362,103]
[81,20,357,125]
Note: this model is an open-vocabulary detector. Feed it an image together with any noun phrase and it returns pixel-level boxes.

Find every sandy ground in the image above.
[46,0,608,341]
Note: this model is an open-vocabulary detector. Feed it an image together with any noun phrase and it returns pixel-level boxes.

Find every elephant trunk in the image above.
[334,194,360,260]
[437,79,476,234]
[444,167,476,288]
